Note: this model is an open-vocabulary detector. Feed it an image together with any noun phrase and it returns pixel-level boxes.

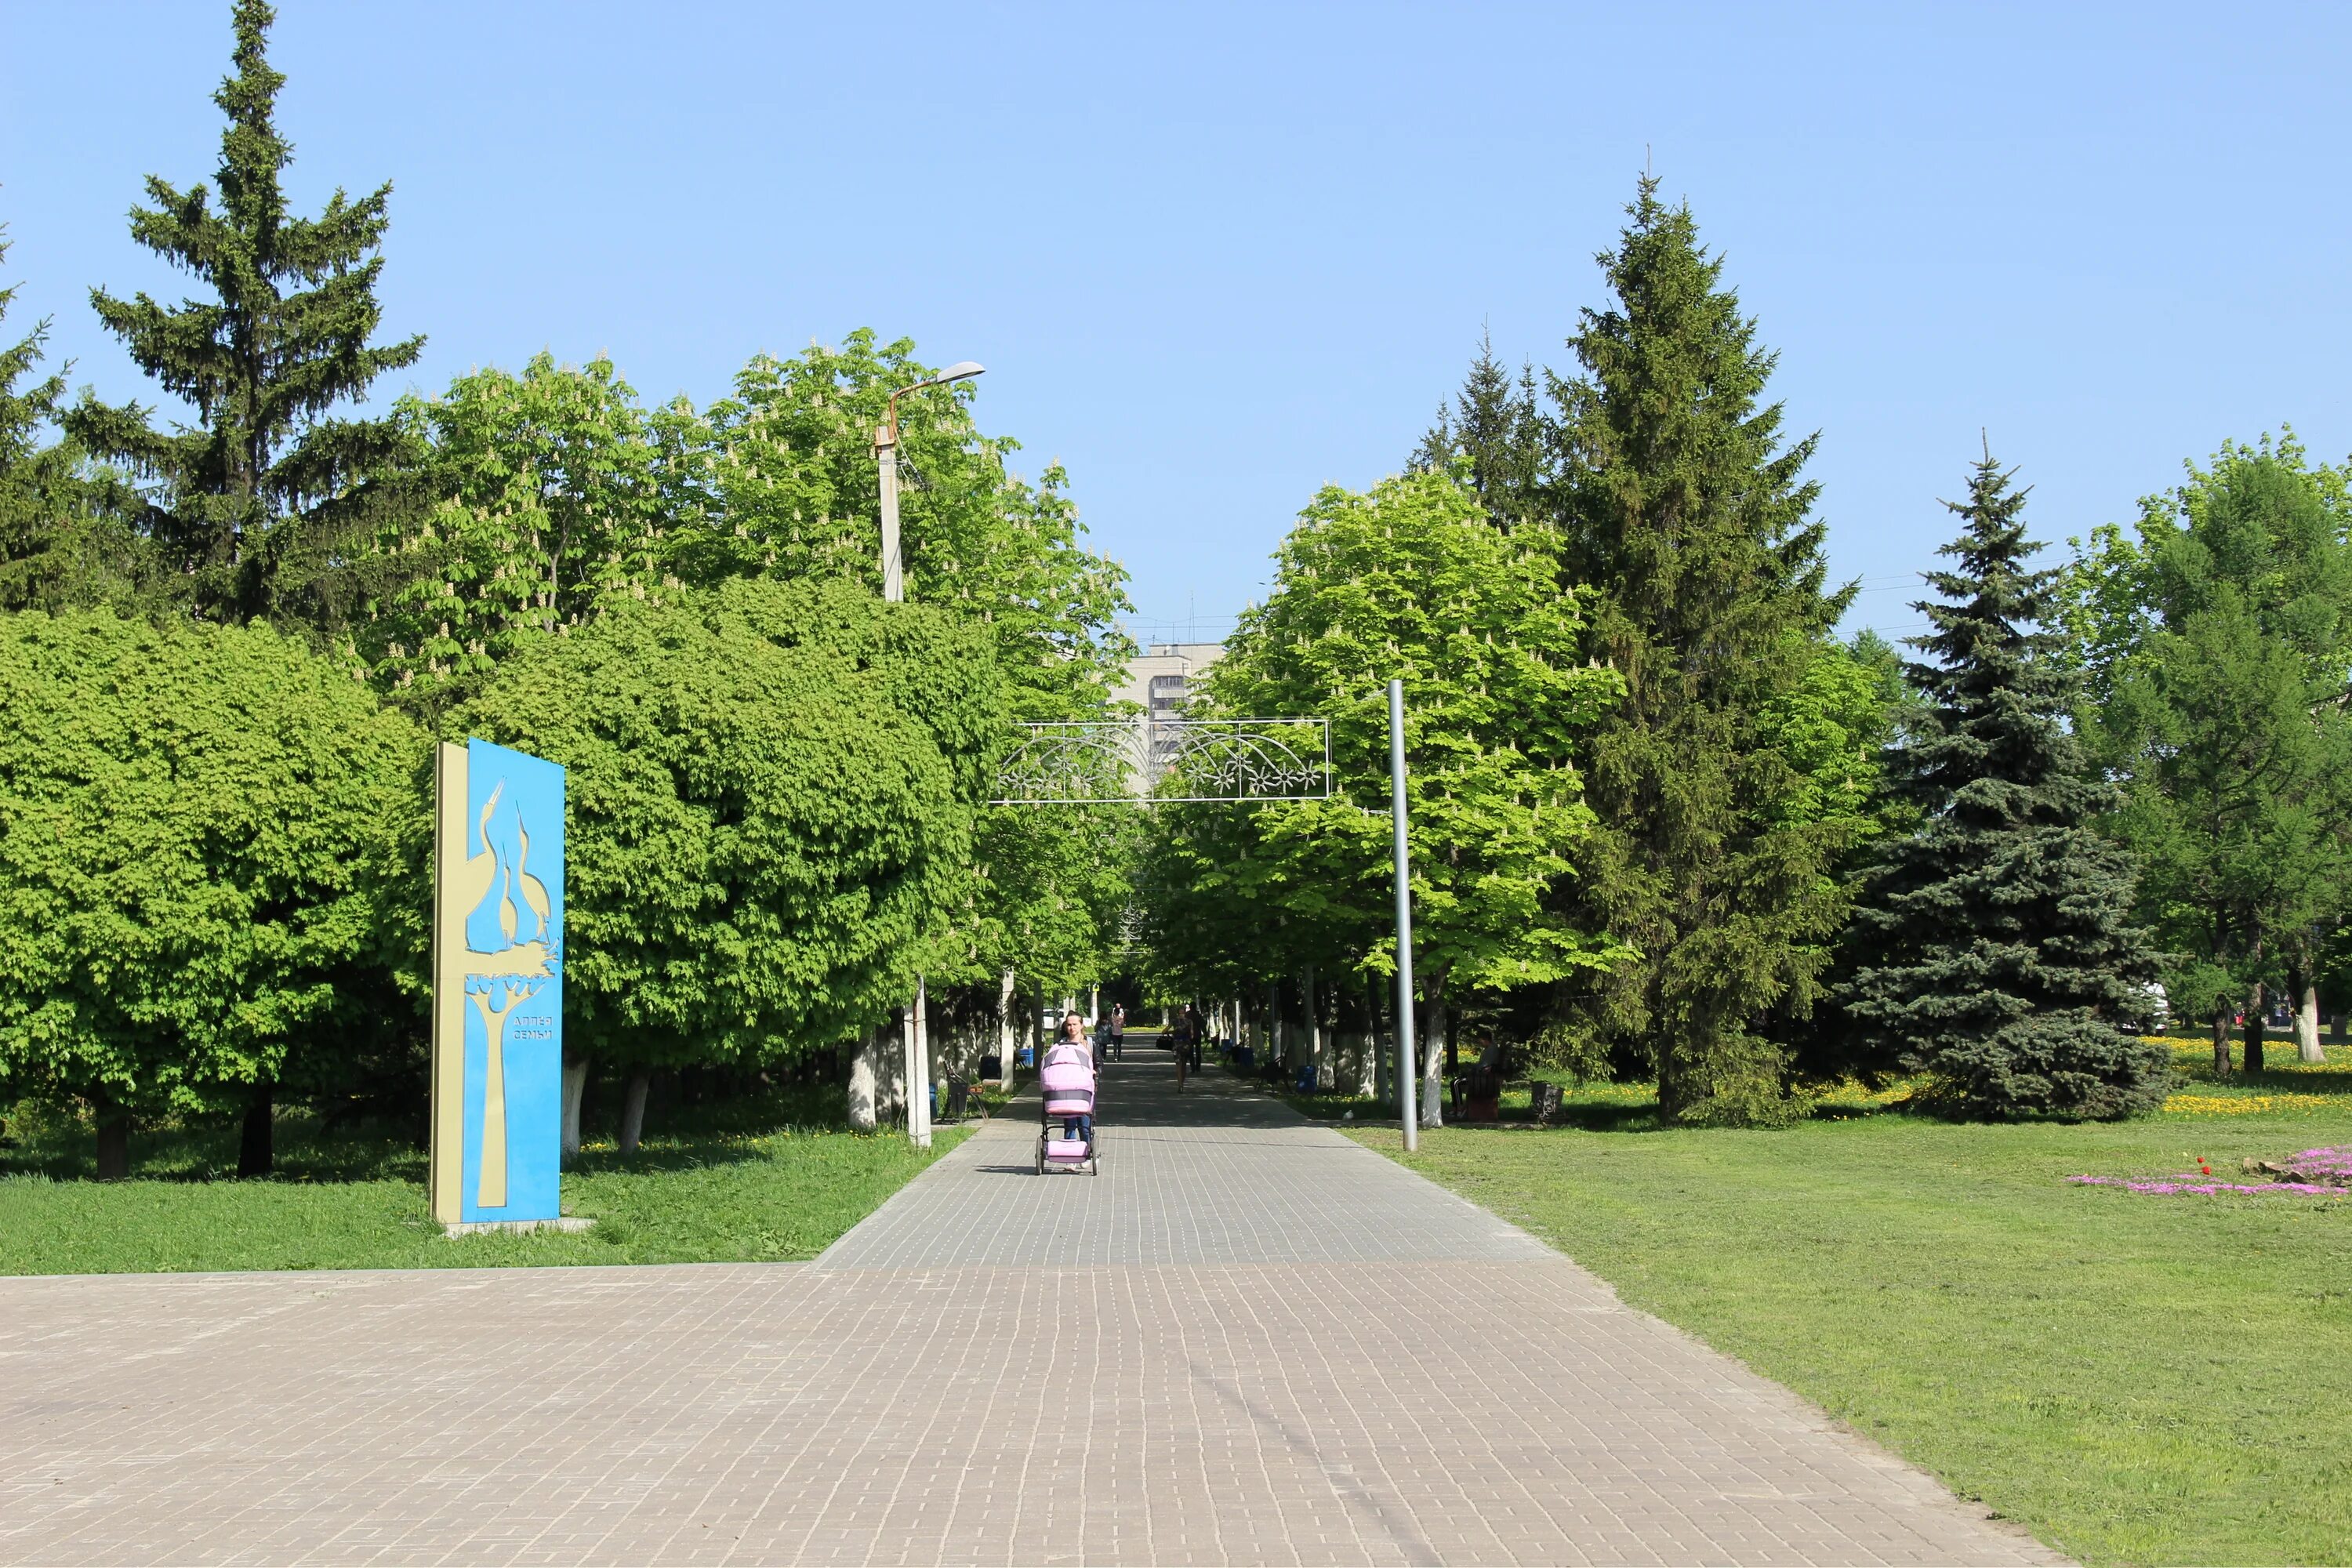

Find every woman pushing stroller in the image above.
[1036,1014,1101,1174]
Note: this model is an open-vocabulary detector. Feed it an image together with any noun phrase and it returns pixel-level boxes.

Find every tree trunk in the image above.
[95,1102,130,1181]
[1305,967,1323,1092]
[237,1080,274,1178]
[2296,970,2325,1064]
[2244,981,2267,1077]
[848,1031,880,1131]
[1371,978,1392,1106]
[561,1052,589,1165]
[619,1070,650,1155]
[2212,1000,2232,1079]
[1419,985,1446,1129]
[909,980,932,1147]
[881,1018,907,1119]
[998,969,1018,1091]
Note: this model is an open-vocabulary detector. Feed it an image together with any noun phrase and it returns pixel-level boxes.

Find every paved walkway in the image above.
[0,1048,2063,1566]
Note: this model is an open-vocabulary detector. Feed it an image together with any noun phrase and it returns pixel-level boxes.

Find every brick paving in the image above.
[0,1047,2065,1566]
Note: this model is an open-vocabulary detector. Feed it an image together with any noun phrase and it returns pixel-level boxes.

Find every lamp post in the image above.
[877,361,984,605]
[1388,679,1419,1152]
[875,361,983,1148]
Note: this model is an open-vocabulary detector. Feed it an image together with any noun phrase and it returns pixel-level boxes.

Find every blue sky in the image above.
[5,2,2348,645]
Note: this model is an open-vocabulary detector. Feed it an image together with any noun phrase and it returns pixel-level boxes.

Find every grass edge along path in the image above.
[0,1093,977,1275]
[1333,1074,2352,1568]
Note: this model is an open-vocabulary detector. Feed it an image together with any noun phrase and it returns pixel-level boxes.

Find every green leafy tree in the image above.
[1547,177,1862,1124]
[1782,627,1918,1083]
[1140,466,1624,1122]
[694,331,1131,715]
[691,332,1136,1048]
[64,0,422,630]
[1844,452,2169,1118]
[455,576,1000,1146]
[2071,434,2352,1070]
[361,354,670,695]
[0,609,423,1177]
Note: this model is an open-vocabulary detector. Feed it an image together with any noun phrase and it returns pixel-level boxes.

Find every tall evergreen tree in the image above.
[0,224,76,601]
[0,223,155,612]
[1844,451,2169,1118]
[66,0,422,629]
[1551,178,1859,1123]
[1410,328,1549,528]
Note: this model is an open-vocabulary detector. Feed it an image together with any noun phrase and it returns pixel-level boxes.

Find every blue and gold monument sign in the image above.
[430,739,565,1229]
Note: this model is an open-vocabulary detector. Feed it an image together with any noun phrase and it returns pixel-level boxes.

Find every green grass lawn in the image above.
[1319,1041,2352,1567]
[0,1083,982,1275]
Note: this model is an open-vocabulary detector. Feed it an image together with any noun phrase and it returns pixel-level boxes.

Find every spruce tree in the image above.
[1843,450,2169,1118]
[0,223,154,612]
[0,223,74,597]
[66,0,422,628]
[1410,328,1549,528]
[1552,178,1857,1123]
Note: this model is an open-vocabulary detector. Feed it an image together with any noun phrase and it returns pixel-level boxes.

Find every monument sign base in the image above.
[440,1216,597,1238]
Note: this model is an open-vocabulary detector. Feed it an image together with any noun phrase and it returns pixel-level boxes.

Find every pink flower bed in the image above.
[2069,1146,2352,1197]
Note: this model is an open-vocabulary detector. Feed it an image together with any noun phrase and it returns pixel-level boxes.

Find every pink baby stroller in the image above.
[1036,1040,1101,1175]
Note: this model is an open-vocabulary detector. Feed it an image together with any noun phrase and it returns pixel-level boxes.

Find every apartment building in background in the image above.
[1112,641,1224,720]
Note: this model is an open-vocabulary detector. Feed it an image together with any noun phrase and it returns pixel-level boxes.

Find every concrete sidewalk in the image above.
[0,1051,2064,1566]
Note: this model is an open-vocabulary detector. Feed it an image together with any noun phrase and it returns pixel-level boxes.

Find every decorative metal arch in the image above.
[991,717,1331,805]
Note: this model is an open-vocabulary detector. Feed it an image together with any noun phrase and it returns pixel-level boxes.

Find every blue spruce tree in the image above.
[1844,448,2169,1117]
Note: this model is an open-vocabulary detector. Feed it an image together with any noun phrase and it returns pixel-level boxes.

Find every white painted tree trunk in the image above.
[878,1022,906,1119]
[909,979,933,1147]
[619,1070,650,1154]
[2298,978,2326,1063]
[1418,992,1446,1128]
[998,969,1018,1091]
[560,1054,588,1165]
[848,1030,880,1131]
[1305,967,1323,1092]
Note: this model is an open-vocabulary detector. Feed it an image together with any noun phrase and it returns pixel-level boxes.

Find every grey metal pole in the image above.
[1388,679,1418,1152]
[878,425,921,1136]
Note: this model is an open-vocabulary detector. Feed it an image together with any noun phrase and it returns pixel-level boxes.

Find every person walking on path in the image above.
[1173,1006,1194,1093]
[1109,1003,1126,1062]
[1045,1016,1094,1142]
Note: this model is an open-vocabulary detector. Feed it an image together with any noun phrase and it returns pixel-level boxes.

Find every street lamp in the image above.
[1388,679,1419,1151]
[876,361,985,604]
[873,360,984,1148]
